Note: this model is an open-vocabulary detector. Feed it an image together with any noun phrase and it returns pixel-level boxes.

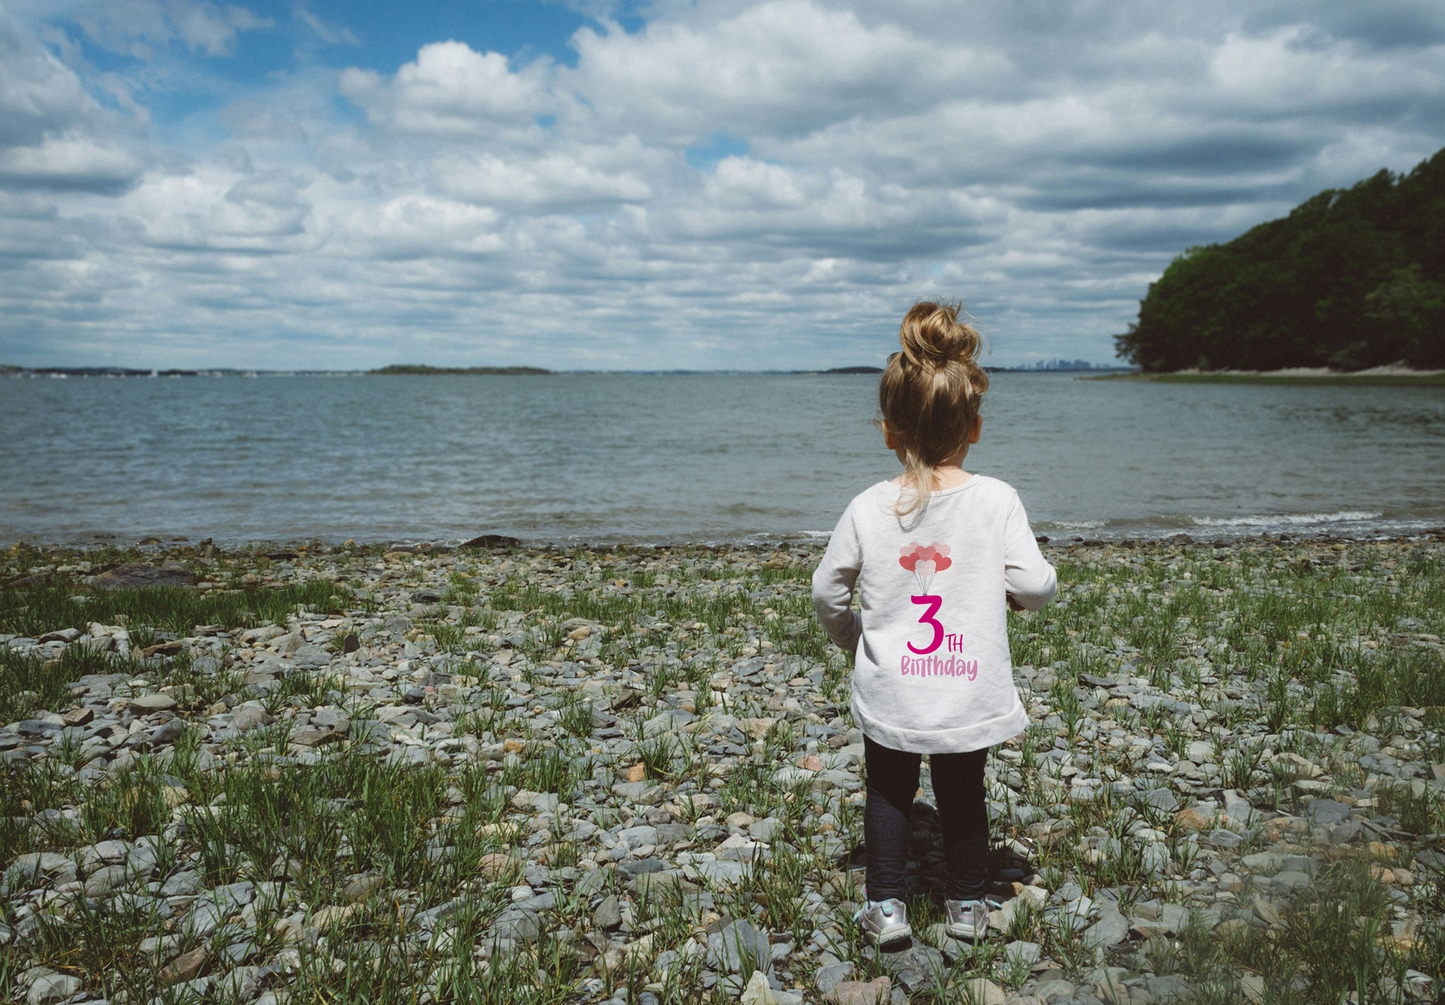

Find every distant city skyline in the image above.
[1,0,1443,370]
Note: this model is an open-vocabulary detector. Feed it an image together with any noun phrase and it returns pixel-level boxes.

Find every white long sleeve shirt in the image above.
[811,474,1056,753]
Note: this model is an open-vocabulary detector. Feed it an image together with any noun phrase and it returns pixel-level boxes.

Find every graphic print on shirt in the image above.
[898,541,977,679]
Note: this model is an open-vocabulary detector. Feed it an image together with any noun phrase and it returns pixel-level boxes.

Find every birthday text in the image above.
[900,654,978,679]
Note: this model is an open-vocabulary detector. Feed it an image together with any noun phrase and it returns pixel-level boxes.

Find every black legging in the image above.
[863,735,989,902]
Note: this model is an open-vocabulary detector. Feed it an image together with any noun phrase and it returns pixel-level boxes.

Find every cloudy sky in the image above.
[2,0,1443,370]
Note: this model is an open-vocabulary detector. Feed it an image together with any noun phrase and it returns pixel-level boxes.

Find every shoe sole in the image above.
[946,923,987,941]
[864,923,912,946]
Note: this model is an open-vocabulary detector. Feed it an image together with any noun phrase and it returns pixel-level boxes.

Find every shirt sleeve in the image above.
[1004,490,1057,611]
[811,503,863,653]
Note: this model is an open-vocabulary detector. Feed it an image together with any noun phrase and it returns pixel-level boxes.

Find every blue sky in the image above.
[2,0,1444,369]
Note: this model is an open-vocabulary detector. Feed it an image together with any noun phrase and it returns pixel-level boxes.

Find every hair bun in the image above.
[898,301,981,368]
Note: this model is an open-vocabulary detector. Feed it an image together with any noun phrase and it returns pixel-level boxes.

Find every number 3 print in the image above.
[908,594,944,654]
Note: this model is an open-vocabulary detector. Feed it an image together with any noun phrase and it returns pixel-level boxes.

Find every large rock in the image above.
[150,719,186,746]
[707,918,771,974]
[311,708,350,731]
[93,564,198,590]
[27,973,83,1005]
[84,864,131,897]
[292,644,331,668]
[462,534,521,548]
[4,570,58,590]
[643,708,695,737]
[1205,827,1243,849]
[1035,979,1077,1003]
[615,825,659,850]
[488,906,540,942]
[12,720,61,738]
[740,970,803,1005]
[1091,966,1131,1003]
[593,894,621,930]
[9,852,76,885]
[1146,975,1196,1002]
[1306,798,1350,825]
[1002,940,1041,967]
[161,946,207,983]
[1241,852,1282,875]
[574,866,612,896]
[230,705,273,731]
[1222,789,1260,827]
[375,706,418,727]
[1142,842,1172,875]
[963,979,1007,1005]
[815,960,856,994]
[77,840,131,874]
[1085,900,1129,948]
[270,633,305,654]
[1142,787,1179,813]
[695,860,751,886]
[883,944,946,994]
[161,871,203,897]
[824,978,891,1005]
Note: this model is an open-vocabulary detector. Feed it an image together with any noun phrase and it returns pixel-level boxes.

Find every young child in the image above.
[812,301,1056,946]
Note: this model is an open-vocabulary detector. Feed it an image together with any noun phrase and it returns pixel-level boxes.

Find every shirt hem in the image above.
[851,697,1028,754]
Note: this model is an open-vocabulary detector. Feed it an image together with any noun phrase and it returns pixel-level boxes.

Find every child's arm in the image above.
[812,506,863,653]
[1004,491,1056,611]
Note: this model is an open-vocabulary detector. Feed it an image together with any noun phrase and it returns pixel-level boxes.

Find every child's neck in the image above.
[892,461,971,490]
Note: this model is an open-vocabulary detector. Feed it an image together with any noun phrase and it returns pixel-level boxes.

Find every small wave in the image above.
[1191,510,1383,528]
[1050,519,1108,530]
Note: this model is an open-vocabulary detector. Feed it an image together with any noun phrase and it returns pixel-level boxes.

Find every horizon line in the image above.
[1,363,1130,376]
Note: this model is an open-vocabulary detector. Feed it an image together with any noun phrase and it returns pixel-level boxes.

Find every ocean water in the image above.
[2,372,1443,545]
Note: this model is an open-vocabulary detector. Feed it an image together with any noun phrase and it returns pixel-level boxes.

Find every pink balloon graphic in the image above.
[899,542,951,592]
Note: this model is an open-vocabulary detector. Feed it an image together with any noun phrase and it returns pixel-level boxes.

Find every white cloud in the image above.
[294,3,359,47]
[340,41,554,133]
[2,0,1444,369]
[704,157,811,210]
[0,8,148,192]
[61,0,271,59]
[1208,27,1445,116]
[330,194,506,259]
[566,0,1010,140]
[0,11,101,146]
[0,133,144,190]
[119,167,312,249]
[435,150,652,210]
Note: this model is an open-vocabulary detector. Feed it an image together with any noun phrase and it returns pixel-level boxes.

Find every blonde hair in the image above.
[879,301,989,516]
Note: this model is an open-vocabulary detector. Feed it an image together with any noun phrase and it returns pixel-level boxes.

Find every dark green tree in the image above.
[1116,148,1445,370]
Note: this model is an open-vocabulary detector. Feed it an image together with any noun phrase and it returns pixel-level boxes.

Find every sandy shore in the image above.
[2,533,1443,1004]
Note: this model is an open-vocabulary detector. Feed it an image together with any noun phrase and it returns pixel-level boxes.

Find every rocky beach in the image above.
[2,532,1443,1005]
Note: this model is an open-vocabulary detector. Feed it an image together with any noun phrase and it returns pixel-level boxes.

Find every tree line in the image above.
[1114,146,1445,371]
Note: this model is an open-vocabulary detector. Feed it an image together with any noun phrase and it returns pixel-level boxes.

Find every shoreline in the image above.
[5,521,1444,556]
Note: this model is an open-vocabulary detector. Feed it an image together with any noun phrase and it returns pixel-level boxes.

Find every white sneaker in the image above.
[855,898,911,946]
[945,898,989,940]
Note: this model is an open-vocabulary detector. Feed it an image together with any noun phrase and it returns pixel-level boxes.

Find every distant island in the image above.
[1,365,225,377]
[1003,359,1122,372]
[370,365,551,375]
[1114,145,1445,372]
